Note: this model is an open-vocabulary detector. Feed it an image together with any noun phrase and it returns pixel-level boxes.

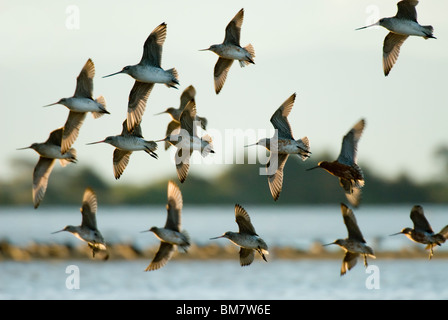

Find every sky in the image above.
[1,0,447,188]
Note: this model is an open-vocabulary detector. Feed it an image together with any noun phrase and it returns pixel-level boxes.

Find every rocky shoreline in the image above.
[1,240,446,262]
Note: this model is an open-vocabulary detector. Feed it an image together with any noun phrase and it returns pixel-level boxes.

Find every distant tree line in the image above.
[1,150,447,207]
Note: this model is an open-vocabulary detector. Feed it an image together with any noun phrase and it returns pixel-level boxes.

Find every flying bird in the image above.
[44,58,108,153]
[356,0,436,76]
[307,119,365,207]
[52,188,108,259]
[245,93,311,201]
[157,100,214,183]
[17,128,77,209]
[142,180,190,271]
[87,120,158,179]
[155,85,208,150]
[391,205,448,259]
[324,203,375,276]
[210,204,268,266]
[103,22,179,131]
[200,8,255,94]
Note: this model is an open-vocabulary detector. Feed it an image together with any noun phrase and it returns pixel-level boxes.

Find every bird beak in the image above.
[154,111,167,116]
[86,140,106,145]
[102,71,123,78]
[140,230,151,233]
[43,102,59,107]
[355,21,380,30]
[322,242,335,247]
[389,232,402,236]
[154,138,168,142]
[51,229,65,234]
[16,146,32,150]
[244,142,258,147]
[306,165,320,171]
[210,235,225,240]
[199,48,209,51]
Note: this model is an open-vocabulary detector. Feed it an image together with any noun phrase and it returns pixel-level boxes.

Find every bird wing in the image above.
[223,8,244,45]
[234,204,257,235]
[270,93,296,140]
[121,119,143,138]
[139,22,167,67]
[113,149,132,180]
[32,157,56,209]
[165,180,183,231]
[341,203,366,243]
[80,187,98,230]
[410,205,434,233]
[74,58,95,98]
[337,118,365,166]
[62,111,87,154]
[214,58,234,94]
[127,81,154,132]
[175,148,191,183]
[46,128,64,146]
[438,225,448,239]
[383,32,409,76]
[179,85,196,112]
[344,184,363,208]
[239,248,255,267]
[165,120,181,150]
[267,153,289,201]
[395,0,419,22]
[341,252,359,276]
[179,100,197,136]
[145,242,176,271]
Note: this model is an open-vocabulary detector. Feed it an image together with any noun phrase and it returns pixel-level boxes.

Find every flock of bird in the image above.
[17,1,448,275]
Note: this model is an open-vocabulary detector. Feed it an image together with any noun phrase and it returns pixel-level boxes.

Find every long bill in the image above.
[389,232,403,236]
[43,102,60,107]
[86,140,106,145]
[16,146,32,150]
[102,71,123,78]
[306,165,320,171]
[355,21,380,30]
[51,229,65,234]
[322,242,336,246]
[209,235,225,240]
[244,142,258,148]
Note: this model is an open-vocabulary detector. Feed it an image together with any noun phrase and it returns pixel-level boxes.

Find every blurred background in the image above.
[1,0,447,207]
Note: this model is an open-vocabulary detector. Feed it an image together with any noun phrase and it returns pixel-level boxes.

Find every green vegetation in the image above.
[1,150,448,206]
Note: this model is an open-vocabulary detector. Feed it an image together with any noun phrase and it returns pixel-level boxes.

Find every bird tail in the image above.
[59,148,77,167]
[144,140,158,159]
[296,136,311,160]
[201,134,215,156]
[92,95,109,119]
[165,68,179,88]
[179,230,191,253]
[422,25,436,39]
[239,44,255,67]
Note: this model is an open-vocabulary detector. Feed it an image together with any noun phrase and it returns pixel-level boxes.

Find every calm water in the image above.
[1,204,448,300]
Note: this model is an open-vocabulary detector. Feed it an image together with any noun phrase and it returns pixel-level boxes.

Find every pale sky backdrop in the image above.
[1,0,447,187]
